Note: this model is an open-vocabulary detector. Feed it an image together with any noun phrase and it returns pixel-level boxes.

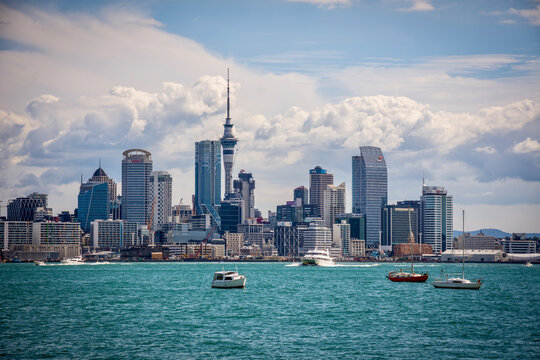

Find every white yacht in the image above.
[211,270,246,289]
[432,274,482,290]
[301,249,335,267]
[61,256,85,265]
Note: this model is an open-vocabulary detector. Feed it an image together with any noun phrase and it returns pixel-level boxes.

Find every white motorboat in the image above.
[211,270,246,288]
[432,210,482,290]
[525,261,533,267]
[301,249,335,267]
[34,260,46,266]
[61,256,85,265]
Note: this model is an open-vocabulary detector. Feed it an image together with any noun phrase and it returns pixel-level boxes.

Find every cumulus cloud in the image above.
[513,137,540,153]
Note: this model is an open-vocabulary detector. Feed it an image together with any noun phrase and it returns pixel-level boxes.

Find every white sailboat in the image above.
[432,210,482,290]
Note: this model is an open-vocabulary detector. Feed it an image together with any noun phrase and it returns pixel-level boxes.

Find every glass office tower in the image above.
[195,140,222,221]
[121,149,153,225]
[352,146,388,247]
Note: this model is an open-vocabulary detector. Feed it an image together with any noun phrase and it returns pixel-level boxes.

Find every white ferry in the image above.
[301,249,335,267]
[211,270,246,289]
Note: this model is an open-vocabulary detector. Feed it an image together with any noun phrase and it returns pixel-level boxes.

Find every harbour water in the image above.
[1,262,538,359]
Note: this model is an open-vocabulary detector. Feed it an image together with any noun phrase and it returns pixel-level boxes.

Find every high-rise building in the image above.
[294,186,309,205]
[195,140,222,224]
[90,219,139,248]
[274,222,306,257]
[7,193,48,221]
[323,182,346,229]
[149,171,172,232]
[90,165,117,202]
[309,166,334,217]
[121,149,153,224]
[335,213,366,241]
[381,204,418,251]
[421,185,453,253]
[301,221,332,253]
[220,69,238,197]
[233,170,255,222]
[219,194,243,234]
[78,181,109,233]
[352,146,387,247]
[333,220,351,256]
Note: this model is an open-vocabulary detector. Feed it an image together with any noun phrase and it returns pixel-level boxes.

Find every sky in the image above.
[0,0,539,232]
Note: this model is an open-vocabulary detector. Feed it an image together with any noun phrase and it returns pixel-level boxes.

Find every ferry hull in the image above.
[212,277,246,289]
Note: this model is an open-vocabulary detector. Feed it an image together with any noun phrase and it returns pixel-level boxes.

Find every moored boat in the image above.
[211,270,246,288]
[301,249,335,267]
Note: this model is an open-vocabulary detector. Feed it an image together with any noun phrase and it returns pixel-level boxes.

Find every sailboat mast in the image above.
[462,209,465,279]
[409,206,414,273]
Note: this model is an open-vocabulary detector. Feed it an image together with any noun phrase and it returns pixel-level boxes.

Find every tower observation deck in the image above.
[220,69,238,197]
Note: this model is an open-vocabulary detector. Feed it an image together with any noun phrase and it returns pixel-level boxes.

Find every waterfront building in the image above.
[0,221,33,250]
[441,249,504,262]
[149,171,172,231]
[237,219,264,246]
[323,182,346,229]
[381,204,419,251]
[335,213,366,242]
[301,221,332,254]
[501,238,536,254]
[90,219,139,248]
[294,186,309,205]
[224,232,244,256]
[121,149,153,224]
[220,69,239,197]
[194,140,221,224]
[309,166,334,217]
[273,222,306,257]
[78,181,109,233]
[350,239,366,257]
[394,243,434,258]
[333,220,351,256]
[421,185,453,253]
[352,146,388,247]
[233,170,255,222]
[32,222,81,246]
[454,232,500,250]
[7,193,48,222]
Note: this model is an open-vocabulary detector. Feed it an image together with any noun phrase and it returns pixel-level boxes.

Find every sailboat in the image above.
[387,207,428,282]
[432,210,482,290]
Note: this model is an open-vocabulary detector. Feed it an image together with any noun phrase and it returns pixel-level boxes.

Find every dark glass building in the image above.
[352,146,387,247]
[195,140,221,225]
[335,213,366,241]
[381,204,419,248]
[78,182,109,233]
[7,193,48,221]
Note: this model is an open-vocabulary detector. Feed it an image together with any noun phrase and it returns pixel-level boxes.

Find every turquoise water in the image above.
[1,262,538,359]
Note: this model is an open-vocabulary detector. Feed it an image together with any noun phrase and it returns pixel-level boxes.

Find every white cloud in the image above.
[475,146,497,154]
[510,5,540,26]
[513,137,540,153]
[397,0,435,12]
[286,0,351,10]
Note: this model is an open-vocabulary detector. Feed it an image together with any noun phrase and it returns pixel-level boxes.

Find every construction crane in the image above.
[197,226,215,258]
[146,196,156,246]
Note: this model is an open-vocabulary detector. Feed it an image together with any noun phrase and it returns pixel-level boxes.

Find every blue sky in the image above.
[0,0,539,231]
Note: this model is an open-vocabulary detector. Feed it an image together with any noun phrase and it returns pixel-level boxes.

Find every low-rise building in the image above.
[393,243,433,258]
[90,219,139,248]
[350,238,365,257]
[441,249,505,262]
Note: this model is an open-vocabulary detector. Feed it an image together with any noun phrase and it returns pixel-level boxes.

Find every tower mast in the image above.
[220,68,238,197]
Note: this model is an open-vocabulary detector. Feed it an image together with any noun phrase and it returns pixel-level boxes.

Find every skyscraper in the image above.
[293,186,309,205]
[352,146,388,247]
[78,181,109,233]
[195,140,221,223]
[381,204,419,250]
[323,182,346,229]
[421,185,453,253]
[309,166,334,217]
[233,170,255,222]
[7,193,48,221]
[121,149,153,224]
[149,171,172,231]
[220,69,238,197]
[90,165,117,202]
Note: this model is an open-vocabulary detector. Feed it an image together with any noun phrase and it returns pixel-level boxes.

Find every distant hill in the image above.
[453,229,540,239]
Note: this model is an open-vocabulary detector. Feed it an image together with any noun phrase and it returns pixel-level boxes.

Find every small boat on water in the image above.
[525,261,533,267]
[61,256,85,265]
[34,260,46,266]
[301,249,335,267]
[387,207,428,282]
[431,210,482,290]
[212,270,246,289]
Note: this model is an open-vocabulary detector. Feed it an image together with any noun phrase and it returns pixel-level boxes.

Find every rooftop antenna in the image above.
[99,158,101,169]
[80,174,83,184]
[227,68,230,121]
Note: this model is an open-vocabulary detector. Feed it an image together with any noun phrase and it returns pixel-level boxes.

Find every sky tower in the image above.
[220,69,238,197]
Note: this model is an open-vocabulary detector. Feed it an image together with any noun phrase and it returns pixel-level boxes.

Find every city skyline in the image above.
[0,1,539,232]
